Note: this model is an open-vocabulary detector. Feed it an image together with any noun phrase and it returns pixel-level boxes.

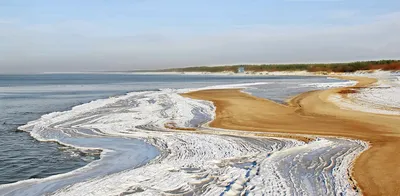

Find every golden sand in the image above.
[182,76,400,196]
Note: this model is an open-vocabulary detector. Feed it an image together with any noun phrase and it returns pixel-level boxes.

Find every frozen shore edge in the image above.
[0,74,383,195]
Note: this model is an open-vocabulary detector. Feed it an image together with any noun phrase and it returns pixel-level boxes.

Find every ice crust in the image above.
[0,82,368,196]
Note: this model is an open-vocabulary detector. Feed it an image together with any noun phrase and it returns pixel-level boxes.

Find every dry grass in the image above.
[338,89,359,94]
[164,122,197,131]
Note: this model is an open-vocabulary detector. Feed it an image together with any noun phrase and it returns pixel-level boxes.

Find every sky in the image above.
[1,0,400,73]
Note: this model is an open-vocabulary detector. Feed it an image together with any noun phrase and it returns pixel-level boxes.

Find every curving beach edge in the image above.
[183,75,400,196]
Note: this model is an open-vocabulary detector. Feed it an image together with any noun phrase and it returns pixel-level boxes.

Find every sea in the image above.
[0,73,359,195]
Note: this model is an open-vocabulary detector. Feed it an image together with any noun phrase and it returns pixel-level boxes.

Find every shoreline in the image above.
[3,73,398,195]
[183,75,400,195]
[127,69,399,76]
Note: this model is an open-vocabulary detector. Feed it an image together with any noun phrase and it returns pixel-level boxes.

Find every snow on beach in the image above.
[300,80,358,88]
[129,70,314,76]
[0,81,368,196]
[329,71,400,115]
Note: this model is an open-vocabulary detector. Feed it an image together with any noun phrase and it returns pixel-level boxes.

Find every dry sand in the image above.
[183,76,400,196]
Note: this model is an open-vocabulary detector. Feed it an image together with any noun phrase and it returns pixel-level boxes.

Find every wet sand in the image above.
[183,76,400,196]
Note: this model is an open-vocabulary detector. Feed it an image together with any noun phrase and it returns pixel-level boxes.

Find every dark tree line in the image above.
[154,60,400,73]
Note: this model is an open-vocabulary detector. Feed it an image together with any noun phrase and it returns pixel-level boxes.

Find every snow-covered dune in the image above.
[330,71,400,115]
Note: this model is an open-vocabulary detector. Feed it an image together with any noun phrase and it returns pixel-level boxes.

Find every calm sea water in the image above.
[0,73,342,185]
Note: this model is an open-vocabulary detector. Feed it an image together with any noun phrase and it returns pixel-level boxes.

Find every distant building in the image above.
[238,66,245,73]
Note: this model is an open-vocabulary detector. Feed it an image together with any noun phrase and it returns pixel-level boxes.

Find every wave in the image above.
[0,82,367,196]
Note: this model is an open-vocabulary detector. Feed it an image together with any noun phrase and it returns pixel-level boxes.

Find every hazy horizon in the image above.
[1,1,400,73]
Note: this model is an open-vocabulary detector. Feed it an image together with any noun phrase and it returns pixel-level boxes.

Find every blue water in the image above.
[0,73,342,185]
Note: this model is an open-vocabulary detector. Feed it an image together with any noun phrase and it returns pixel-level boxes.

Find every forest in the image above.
[157,60,400,73]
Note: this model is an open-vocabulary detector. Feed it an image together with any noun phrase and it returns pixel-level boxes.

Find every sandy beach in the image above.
[183,75,400,196]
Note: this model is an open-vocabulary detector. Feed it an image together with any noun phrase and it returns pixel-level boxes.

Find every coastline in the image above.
[2,72,398,195]
[183,75,400,195]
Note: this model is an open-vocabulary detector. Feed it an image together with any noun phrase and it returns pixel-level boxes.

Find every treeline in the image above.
[160,60,400,73]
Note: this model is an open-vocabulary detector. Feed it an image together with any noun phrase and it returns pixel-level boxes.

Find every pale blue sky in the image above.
[1,0,399,73]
